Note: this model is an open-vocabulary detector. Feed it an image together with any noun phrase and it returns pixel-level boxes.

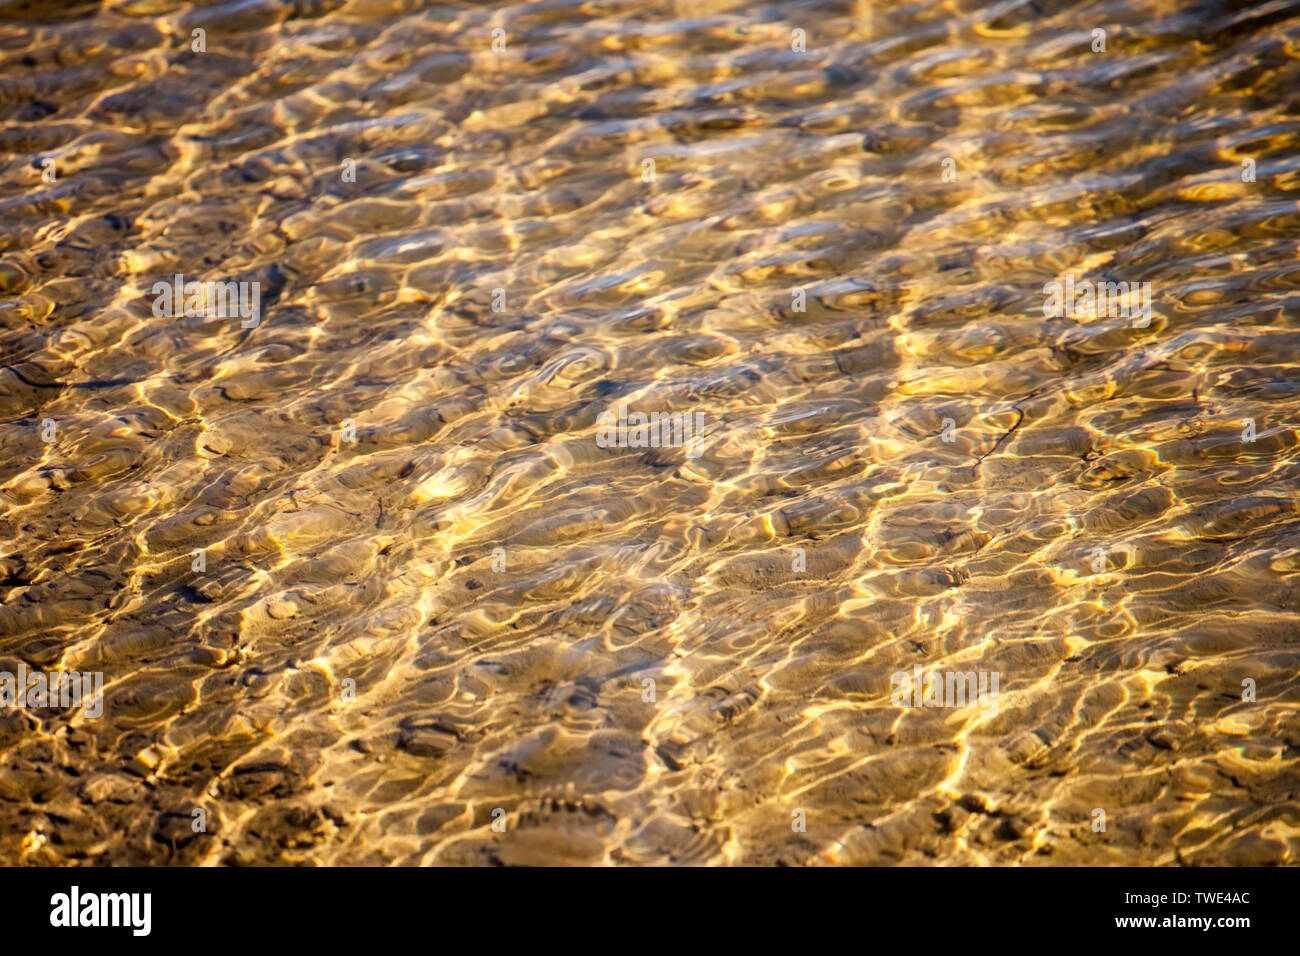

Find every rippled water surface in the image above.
[1,0,1299,865]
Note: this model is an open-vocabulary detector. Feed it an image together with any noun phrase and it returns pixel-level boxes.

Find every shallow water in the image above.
[0,0,1298,865]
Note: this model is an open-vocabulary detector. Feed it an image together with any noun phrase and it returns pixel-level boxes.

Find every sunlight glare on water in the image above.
[0,0,1298,866]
